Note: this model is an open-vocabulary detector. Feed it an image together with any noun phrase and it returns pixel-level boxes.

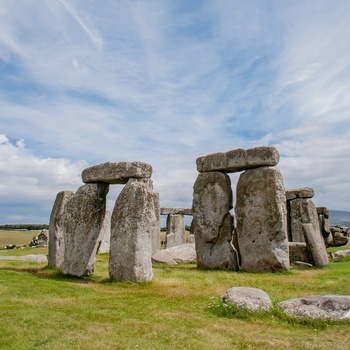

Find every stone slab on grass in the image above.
[278,295,350,320]
[152,243,196,264]
[223,287,272,312]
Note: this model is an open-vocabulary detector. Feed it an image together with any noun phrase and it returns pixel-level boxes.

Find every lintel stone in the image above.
[160,207,192,215]
[286,187,314,200]
[196,146,279,173]
[82,161,152,184]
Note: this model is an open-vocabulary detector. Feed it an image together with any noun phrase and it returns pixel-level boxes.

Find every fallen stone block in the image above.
[152,243,196,264]
[223,287,272,312]
[278,295,350,319]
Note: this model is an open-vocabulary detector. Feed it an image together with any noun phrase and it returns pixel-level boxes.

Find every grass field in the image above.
[0,229,42,248]
[0,232,349,349]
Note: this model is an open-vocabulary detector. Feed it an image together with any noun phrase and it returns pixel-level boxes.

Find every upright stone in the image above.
[289,198,328,266]
[62,183,109,276]
[82,161,152,184]
[166,214,186,248]
[96,210,111,254]
[151,192,160,255]
[109,178,157,282]
[196,146,279,173]
[48,191,74,268]
[192,172,239,270]
[236,166,290,272]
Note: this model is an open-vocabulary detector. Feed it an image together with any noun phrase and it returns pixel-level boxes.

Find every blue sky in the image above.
[1,0,350,224]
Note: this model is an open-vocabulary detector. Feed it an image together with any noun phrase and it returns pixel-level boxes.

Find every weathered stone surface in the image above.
[278,295,350,319]
[186,233,195,244]
[160,207,192,215]
[289,242,312,265]
[286,187,314,201]
[318,207,332,245]
[62,183,109,276]
[330,226,350,247]
[96,210,111,254]
[317,206,330,216]
[151,192,161,255]
[82,161,152,184]
[48,191,74,269]
[196,146,279,173]
[331,249,350,259]
[152,243,196,264]
[289,198,328,266]
[165,214,185,248]
[303,223,329,267]
[109,178,157,282]
[223,287,272,312]
[0,254,47,263]
[192,172,239,270]
[236,166,289,272]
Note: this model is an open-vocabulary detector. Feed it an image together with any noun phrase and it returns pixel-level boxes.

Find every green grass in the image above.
[0,242,349,349]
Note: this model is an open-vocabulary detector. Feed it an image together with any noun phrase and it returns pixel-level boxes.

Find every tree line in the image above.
[0,224,49,231]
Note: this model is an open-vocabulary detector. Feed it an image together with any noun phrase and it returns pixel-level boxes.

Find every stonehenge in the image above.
[48,145,335,280]
[192,146,289,272]
[49,161,159,281]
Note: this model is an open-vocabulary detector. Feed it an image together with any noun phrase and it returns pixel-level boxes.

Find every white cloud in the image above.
[0,135,87,222]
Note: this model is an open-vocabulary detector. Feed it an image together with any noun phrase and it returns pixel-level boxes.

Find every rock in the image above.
[109,178,157,282]
[302,223,329,267]
[96,210,111,254]
[286,187,314,200]
[317,207,330,216]
[235,166,290,272]
[278,295,350,320]
[223,287,272,312]
[165,214,185,248]
[0,254,47,263]
[330,227,349,247]
[152,243,196,264]
[294,261,313,267]
[289,242,312,265]
[196,146,279,173]
[330,249,350,259]
[288,198,328,266]
[186,233,195,244]
[160,207,192,215]
[192,171,239,270]
[151,192,161,255]
[62,183,109,277]
[82,161,152,184]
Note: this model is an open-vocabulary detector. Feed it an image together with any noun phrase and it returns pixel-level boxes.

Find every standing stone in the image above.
[192,172,239,270]
[289,198,328,266]
[109,178,157,282]
[96,210,111,254]
[151,192,161,255]
[166,214,186,248]
[48,191,74,269]
[235,166,289,272]
[62,183,109,276]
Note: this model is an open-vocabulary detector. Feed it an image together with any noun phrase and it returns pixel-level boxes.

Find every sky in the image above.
[1,0,350,224]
